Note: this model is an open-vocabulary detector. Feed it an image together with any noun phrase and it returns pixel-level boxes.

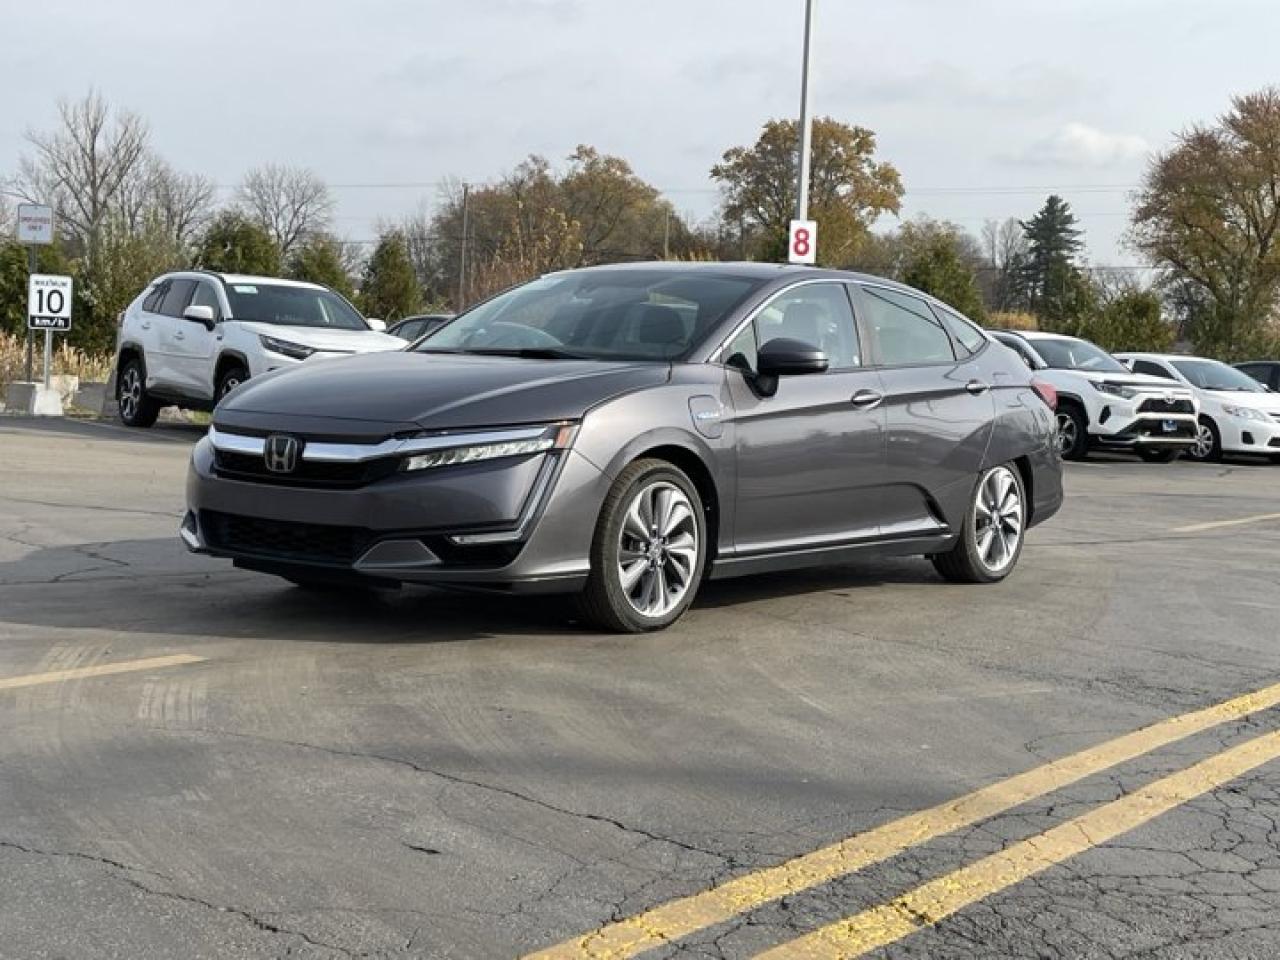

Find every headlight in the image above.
[402,424,576,472]
[1092,381,1138,399]
[259,335,316,360]
[1222,404,1269,421]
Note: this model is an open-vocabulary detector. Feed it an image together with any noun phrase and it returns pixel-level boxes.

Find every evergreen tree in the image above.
[195,211,282,276]
[287,233,354,299]
[1017,195,1085,316]
[360,230,422,321]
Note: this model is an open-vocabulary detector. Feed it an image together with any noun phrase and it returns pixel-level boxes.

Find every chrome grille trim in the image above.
[208,425,551,464]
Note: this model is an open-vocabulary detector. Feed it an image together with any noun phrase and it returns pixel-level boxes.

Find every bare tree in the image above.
[238,163,334,256]
[16,90,150,261]
[151,161,215,247]
[980,217,1030,310]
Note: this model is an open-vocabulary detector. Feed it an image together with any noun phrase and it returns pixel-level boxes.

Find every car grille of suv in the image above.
[1138,398,1194,414]
[200,510,371,565]
[213,451,399,489]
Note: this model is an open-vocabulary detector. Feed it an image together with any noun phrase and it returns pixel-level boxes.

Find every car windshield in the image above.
[419,269,764,361]
[225,282,368,330]
[1171,359,1266,392]
[1032,337,1129,373]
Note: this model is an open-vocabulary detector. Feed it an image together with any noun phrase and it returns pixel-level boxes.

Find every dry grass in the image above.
[0,331,114,395]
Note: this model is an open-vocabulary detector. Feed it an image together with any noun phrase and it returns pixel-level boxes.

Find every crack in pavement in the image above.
[0,838,355,958]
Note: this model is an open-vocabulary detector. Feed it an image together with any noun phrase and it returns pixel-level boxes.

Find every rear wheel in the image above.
[1185,417,1222,462]
[1054,405,1089,461]
[116,357,161,428]
[1137,448,1179,463]
[933,464,1027,584]
[577,459,707,633]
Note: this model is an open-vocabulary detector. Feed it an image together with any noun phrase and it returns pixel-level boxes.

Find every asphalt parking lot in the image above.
[2,416,1280,959]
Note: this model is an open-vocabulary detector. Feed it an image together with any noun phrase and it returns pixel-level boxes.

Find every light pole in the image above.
[795,0,815,223]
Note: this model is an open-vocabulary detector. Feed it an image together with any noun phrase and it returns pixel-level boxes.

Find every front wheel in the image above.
[932,463,1027,584]
[577,459,707,633]
[1137,448,1179,463]
[1185,418,1222,462]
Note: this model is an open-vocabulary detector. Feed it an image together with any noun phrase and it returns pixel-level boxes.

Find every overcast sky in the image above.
[5,0,1279,265]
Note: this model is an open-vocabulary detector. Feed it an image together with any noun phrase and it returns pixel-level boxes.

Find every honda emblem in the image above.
[264,435,300,473]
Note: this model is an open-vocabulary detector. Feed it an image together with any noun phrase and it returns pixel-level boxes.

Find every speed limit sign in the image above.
[28,274,73,331]
[788,219,817,265]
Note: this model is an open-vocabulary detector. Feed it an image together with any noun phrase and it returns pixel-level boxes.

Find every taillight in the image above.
[1031,378,1058,410]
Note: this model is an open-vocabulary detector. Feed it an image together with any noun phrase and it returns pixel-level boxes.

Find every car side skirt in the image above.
[707,532,956,581]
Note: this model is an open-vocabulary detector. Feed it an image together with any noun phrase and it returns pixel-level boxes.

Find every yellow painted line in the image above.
[525,681,1280,959]
[0,654,205,691]
[1173,512,1280,534]
[757,728,1280,959]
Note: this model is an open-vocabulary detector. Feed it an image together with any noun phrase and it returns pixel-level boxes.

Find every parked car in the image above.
[990,330,1199,462]
[181,263,1064,632]
[388,314,453,342]
[1117,353,1280,462]
[1235,360,1280,391]
[114,272,404,427]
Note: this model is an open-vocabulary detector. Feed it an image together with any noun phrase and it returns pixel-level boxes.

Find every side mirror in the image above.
[367,318,387,332]
[757,337,829,377]
[183,305,216,329]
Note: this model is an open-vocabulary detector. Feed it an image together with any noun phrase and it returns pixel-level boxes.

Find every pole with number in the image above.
[25,247,35,383]
[795,0,815,223]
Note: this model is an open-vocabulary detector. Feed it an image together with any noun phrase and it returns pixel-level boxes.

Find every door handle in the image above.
[174,331,185,341]
[140,321,151,330]
[850,389,883,410]
[965,379,991,395]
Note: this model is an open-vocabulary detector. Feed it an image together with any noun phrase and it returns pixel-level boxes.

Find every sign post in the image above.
[16,204,54,383]
[27,274,73,388]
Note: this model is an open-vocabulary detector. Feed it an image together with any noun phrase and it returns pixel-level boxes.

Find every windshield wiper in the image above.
[452,347,590,360]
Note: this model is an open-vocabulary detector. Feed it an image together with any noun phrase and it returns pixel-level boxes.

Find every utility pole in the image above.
[795,0,815,222]
[457,183,470,311]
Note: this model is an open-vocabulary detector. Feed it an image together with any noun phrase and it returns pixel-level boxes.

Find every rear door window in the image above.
[858,285,957,366]
[142,282,169,314]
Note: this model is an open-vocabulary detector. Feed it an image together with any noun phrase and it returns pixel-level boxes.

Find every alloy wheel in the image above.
[974,466,1024,574]
[616,481,699,618]
[1054,413,1077,457]
[119,367,141,421]
[1189,423,1214,460]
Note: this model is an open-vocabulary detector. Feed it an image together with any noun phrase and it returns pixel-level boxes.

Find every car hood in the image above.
[235,321,404,354]
[216,351,672,436]
[1071,369,1194,393]
[1203,388,1280,413]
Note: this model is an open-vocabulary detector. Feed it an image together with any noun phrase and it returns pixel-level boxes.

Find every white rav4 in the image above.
[1116,353,1280,463]
[114,271,403,427]
[991,331,1200,462]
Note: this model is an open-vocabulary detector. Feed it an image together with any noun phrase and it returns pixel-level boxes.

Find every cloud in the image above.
[1011,122,1149,167]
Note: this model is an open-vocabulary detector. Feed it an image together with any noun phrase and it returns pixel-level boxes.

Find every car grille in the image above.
[1138,397,1194,414]
[200,510,371,565]
[213,451,400,489]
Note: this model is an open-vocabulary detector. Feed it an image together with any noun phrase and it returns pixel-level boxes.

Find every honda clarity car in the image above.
[181,263,1064,632]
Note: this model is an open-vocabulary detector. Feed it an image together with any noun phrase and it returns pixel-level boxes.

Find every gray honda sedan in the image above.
[183,263,1063,632]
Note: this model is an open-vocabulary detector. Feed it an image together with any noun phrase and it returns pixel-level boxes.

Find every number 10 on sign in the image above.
[788,219,817,265]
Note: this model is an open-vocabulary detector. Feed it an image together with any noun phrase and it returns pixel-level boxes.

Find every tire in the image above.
[932,463,1027,584]
[1054,404,1089,461]
[1185,417,1222,463]
[216,365,249,405]
[576,459,707,633]
[1137,448,1179,463]
[116,357,161,428]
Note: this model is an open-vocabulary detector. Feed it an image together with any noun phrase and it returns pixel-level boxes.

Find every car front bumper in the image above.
[1218,415,1280,455]
[182,435,608,593]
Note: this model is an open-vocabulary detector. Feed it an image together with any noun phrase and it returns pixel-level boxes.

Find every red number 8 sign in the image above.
[788,219,817,265]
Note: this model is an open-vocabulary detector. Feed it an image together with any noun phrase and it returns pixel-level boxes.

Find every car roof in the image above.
[991,330,1078,342]
[210,273,325,290]
[560,260,936,294]
[1119,353,1223,364]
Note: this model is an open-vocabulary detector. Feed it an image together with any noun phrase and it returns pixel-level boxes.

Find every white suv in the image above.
[1116,352,1280,463]
[991,331,1199,462]
[114,272,403,427]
